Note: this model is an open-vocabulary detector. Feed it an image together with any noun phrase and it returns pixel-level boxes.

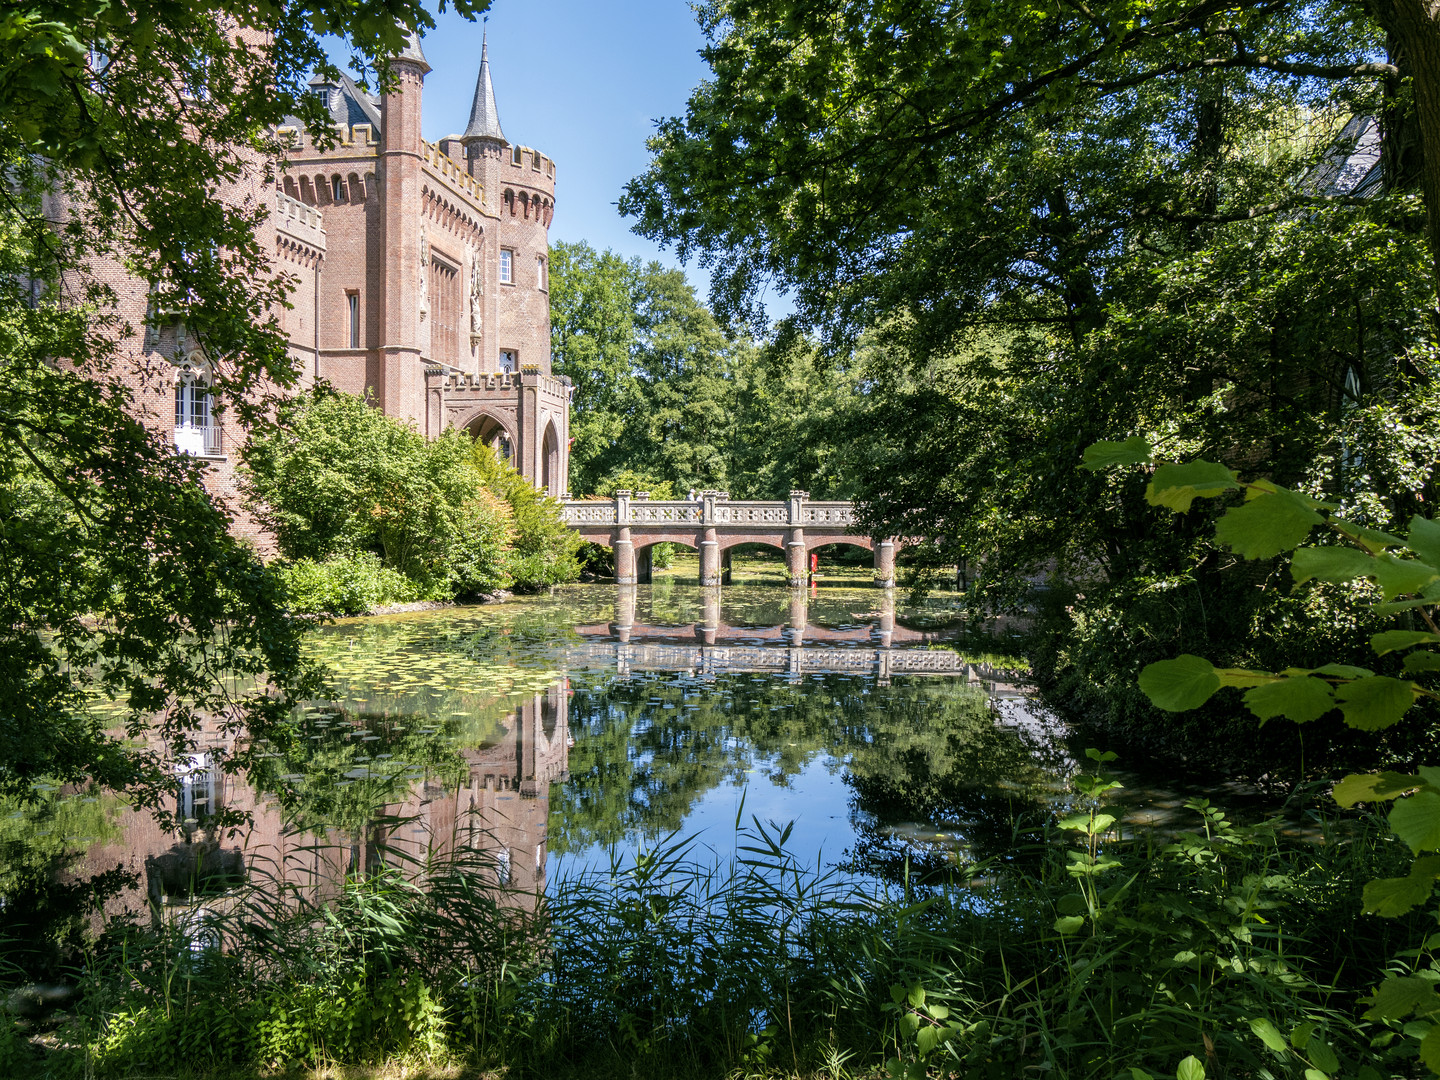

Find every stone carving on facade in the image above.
[418,225,429,322]
[467,241,482,343]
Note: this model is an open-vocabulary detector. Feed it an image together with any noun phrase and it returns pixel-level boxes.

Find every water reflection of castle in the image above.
[78,682,570,922]
[78,586,1019,922]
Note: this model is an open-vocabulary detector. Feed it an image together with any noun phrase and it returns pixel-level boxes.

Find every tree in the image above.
[549,241,639,491]
[243,389,511,599]
[470,442,583,589]
[550,242,751,495]
[621,0,1440,769]
[624,0,1439,339]
[0,0,487,817]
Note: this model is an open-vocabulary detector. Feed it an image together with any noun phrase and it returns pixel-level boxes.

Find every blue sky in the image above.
[404,1,709,269]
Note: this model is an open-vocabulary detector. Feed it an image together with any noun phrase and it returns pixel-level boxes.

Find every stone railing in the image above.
[559,490,856,529]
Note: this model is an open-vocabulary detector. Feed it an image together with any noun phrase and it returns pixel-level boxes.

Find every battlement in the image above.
[422,141,484,202]
[506,145,556,183]
[273,123,379,158]
[275,190,323,232]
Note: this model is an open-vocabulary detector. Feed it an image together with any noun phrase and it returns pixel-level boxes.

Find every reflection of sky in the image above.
[550,755,857,885]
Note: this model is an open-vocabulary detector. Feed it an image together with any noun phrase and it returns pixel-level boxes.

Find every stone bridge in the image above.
[559,490,897,587]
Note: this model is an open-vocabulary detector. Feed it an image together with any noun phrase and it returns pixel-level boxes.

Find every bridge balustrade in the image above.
[558,489,895,588]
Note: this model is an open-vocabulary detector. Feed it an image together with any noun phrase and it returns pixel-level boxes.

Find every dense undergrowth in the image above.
[1,763,1425,1080]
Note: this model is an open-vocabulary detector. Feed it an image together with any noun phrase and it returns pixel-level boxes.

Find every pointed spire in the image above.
[397,28,430,74]
[462,32,505,143]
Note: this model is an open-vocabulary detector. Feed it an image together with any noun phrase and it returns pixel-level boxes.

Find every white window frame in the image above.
[536,256,547,291]
[499,349,518,373]
[499,248,514,284]
[174,358,221,456]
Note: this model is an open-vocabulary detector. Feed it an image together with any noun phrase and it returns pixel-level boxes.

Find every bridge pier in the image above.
[874,540,896,589]
[699,587,720,645]
[786,528,807,587]
[787,590,807,646]
[699,527,721,586]
[614,527,636,585]
[611,583,636,643]
[874,588,895,648]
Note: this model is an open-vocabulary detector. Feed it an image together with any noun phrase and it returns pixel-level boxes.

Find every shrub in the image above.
[244,389,512,600]
[273,554,417,616]
[470,442,581,590]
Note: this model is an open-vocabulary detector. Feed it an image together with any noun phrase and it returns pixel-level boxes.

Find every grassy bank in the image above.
[3,762,1422,1080]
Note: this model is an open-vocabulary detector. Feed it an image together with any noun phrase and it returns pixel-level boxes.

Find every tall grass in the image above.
[6,773,1423,1080]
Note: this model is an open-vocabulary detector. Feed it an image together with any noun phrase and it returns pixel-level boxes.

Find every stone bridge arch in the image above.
[561,491,897,588]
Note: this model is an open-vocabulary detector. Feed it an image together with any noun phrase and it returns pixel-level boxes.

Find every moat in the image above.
[59,578,1069,920]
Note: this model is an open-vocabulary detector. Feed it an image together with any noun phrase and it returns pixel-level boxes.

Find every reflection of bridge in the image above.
[571,641,977,684]
[566,585,1024,692]
[561,490,898,587]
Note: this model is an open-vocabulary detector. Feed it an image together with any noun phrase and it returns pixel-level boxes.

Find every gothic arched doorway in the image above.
[541,420,560,494]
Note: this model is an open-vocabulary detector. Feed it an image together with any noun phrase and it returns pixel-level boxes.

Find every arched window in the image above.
[174,358,220,456]
[495,432,512,463]
[331,175,344,202]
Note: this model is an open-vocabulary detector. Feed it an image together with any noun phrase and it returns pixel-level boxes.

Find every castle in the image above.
[171,34,570,509]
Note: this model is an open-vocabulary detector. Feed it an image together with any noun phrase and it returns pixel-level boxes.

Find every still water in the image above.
[52,582,1074,920]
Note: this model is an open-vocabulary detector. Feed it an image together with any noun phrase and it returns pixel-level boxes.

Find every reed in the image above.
[6,770,1421,1080]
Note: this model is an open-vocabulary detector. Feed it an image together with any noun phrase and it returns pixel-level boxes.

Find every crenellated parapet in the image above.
[422,140,484,202]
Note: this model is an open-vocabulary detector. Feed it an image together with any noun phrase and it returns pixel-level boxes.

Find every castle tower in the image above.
[376,31,430,426]
[462,35,556,378]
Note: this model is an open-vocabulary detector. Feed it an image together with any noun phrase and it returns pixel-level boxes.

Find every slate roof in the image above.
[463,35,506,143]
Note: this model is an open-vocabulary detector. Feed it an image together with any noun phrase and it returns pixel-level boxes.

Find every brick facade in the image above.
[282,36,570,495]
[127,37,569,551]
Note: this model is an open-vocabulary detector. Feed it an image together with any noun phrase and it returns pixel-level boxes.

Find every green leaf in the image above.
[1364,974,1440,1021]
[1082,437,1152,470]
[1410,516,1440,570]
[1390,790,1440,853]
[1248,1017,1286,1053]
[1372,631,1440,656]
[1215,667,1275,689]
[1375,598,1440,615]
[1292,546,1375,587]
[1054,915,1085,935]
[1303,1071,1327,1080]
[1290,1022,1316,1050]
[1140,656,1220,711]
[1146,461,1239,512]
[1306,663,1375,678]
[1176,1055,1206,1080]
[1332,517,1404,553]
[1405,652,1440,675]
[1362,857,1440,916]
[1333,772,1421,807]
[1242,677,1334,724]
[1422,1024,1440,1074]
[916,1026,938,1057]
[1307,1036,1339,1074]
[1335,676,1417,730]
[1371,555,1440,602]
[1215,488,1325,560]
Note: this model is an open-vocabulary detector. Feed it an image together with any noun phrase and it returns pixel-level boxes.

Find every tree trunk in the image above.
[1385,0,1440,299]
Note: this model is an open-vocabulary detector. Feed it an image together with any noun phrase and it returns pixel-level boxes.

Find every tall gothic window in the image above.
[347,292,359,348]
[174,359,220,456]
